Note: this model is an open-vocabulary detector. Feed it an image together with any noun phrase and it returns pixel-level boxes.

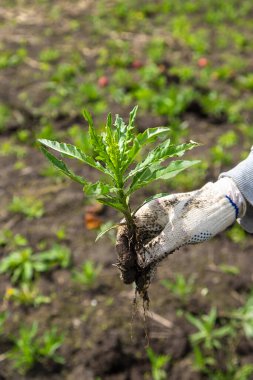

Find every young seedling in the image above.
[187,308,235,374]
[0,244,70,284]
[72,260,101,288]
[8,195,44,220]
[0,311,8,335]
[231,290,253,338]
[8,323,64,374]
[38,106,199,298]
[4,284,51,307]
[187,308,234,351]
[161,273,195,304]
[146,347,171,380]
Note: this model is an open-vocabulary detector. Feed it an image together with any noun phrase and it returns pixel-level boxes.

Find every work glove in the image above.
[116,177,246,284]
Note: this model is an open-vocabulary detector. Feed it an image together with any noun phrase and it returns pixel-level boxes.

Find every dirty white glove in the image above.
[116,177,246,280]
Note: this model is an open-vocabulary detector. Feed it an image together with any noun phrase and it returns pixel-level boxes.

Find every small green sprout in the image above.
[187,308,234,351]
[8,196,44,219]
[232,291,253,338]
[8,323,64,374]
[72,260,102,287]
[161,273,195,302]
[0,244,70,284]
[146,347,171,380]
[4,284,51,307]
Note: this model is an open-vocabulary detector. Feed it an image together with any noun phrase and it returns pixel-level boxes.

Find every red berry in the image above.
[98,76,109,87]
[198,57,208,68]
[132,60,143,69]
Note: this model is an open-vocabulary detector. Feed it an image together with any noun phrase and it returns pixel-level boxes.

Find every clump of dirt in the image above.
[115,222,158,307]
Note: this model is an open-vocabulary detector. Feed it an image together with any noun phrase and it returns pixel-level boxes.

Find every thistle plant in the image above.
[38,106,199,294]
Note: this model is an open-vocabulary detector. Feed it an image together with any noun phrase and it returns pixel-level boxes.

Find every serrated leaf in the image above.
[40,146,85,185]
[122,126,170,171]
[38,139,110,175]
[97,196,127,214]
[128,160,200,194]
[83,181,113,197]
[105,113,122,172]
[129,105,138,127]
[82,108,94,128]
[137,126,170,146]
[126,141,198,180]
[114,113,134,170]
[88,123,115,173]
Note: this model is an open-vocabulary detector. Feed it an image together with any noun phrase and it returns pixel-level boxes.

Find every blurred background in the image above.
[0,1,253,379]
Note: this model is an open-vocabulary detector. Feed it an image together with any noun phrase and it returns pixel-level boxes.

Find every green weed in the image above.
[161,274,195,303]
[146,347,171,380]
[4,284,51,307]
[39,107,199,238]
[0,103,11,131]
[8,323,64,374]
[0,244,70,284]
[72,260,102,287]
[8,196,44,219]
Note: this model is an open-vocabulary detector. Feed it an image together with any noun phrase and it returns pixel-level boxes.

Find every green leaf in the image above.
[97,196,127,214]
[82,108,94,128]
[105,114,122,172]
[136,127,171,149]
[122,126,170,171]
[83,181,114,197]
[126,141,198,180]
[40,146,85,185]
[128,160,200,194]
[23,262,33,282]
[129,105,138,127]
[38,139,109,175]
[95,223,118,241]
[83,111,116,173]
[186,313,205,331]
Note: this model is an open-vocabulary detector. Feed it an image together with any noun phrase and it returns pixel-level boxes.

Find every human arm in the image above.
[220,147,253,233]
[116,149,252,283]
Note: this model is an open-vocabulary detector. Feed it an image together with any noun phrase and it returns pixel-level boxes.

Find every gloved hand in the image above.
[116,177,246,283]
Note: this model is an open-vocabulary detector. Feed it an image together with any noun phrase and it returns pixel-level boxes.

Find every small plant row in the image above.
[186,297,253,379]
[0,313,64,375]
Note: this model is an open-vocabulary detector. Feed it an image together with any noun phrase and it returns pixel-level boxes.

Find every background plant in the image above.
[72,260,101,288]
[161,273,195,304]
[187,308,235,374]
[4,284,51,307]
[146,347,171,380]
[0,244,70,284]
[8,322,64,374]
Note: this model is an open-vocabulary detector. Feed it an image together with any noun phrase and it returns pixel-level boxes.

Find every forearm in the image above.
[219,147,253,232]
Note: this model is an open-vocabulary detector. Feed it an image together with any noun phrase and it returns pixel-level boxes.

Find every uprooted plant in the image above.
[38,106,199,302]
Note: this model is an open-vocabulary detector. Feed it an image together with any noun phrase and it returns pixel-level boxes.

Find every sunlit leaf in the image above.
[83,181,114,197]
[128,160,200,194]
[40,147,85,185]
[95,223,118,241]
[97,196,127,214]
[38,139,110,175]
[122,126,170,171]
[82,108,94,128]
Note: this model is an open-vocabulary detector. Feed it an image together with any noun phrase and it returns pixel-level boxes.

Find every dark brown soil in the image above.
[1,1,253,380]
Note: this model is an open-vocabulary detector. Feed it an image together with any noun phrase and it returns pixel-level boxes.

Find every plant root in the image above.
[115,223,158,308]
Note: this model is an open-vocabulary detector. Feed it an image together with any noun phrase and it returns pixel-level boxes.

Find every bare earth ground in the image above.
[0,1,253,379]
